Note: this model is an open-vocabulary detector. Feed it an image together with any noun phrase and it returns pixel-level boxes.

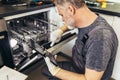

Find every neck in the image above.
[74,6,98,28]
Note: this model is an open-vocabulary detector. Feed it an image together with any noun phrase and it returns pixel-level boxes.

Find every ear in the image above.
[67,4,76,15]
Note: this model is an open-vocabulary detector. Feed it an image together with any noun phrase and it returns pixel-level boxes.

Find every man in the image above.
[42,0,118,80]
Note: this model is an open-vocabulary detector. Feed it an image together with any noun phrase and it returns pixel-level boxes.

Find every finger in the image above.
[54,55,57,60]
[50,42,55,47]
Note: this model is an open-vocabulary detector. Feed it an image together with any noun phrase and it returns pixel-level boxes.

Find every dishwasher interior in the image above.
[6,11,53,70]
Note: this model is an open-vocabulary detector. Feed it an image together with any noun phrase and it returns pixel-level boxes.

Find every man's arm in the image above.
[44,55,104,80]
[55,68,104,80]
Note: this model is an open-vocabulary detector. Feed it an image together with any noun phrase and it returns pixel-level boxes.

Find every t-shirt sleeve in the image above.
[86,29,112,71]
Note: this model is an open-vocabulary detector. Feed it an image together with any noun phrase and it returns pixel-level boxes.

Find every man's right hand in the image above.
[50,29,63,46]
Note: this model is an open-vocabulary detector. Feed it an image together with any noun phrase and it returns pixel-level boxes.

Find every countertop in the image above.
[0,3,54,18]
[88,2,120,17]
[0,2,120,18]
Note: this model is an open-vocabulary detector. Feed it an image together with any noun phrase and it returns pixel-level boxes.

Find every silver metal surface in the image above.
[18,56,39,71]
[4,7,53,20]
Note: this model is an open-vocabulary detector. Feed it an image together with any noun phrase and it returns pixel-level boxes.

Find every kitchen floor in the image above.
[26,63,47,80]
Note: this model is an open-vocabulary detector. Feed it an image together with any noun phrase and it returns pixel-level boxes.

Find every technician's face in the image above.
[57,5,75,27]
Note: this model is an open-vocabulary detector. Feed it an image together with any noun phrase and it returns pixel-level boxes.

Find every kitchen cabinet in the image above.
[111,16,120,80]
[49,7,64,31]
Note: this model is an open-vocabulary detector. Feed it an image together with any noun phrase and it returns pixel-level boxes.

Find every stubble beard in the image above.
[66,15,75,28]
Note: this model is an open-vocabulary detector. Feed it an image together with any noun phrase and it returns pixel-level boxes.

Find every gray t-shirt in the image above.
[72,16,118,80]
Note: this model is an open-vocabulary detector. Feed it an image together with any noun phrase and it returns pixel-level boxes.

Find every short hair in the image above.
[54,0,85,8]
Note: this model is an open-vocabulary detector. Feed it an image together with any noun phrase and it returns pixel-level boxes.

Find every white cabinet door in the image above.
[111,16,120,80]
[49,7,64,31]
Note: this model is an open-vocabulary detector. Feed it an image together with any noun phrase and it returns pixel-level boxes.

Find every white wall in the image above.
[107,0,120,3]
[111,16,120,80]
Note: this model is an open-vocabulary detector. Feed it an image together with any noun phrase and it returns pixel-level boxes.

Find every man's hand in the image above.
[50,29,63,46]
[44,57,61,76]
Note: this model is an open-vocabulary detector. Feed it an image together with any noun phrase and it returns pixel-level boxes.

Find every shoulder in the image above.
[89,25,116,41]
[85,26,118,51]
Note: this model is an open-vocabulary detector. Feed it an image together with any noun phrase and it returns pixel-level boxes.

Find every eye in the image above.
[59,14,63,17]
